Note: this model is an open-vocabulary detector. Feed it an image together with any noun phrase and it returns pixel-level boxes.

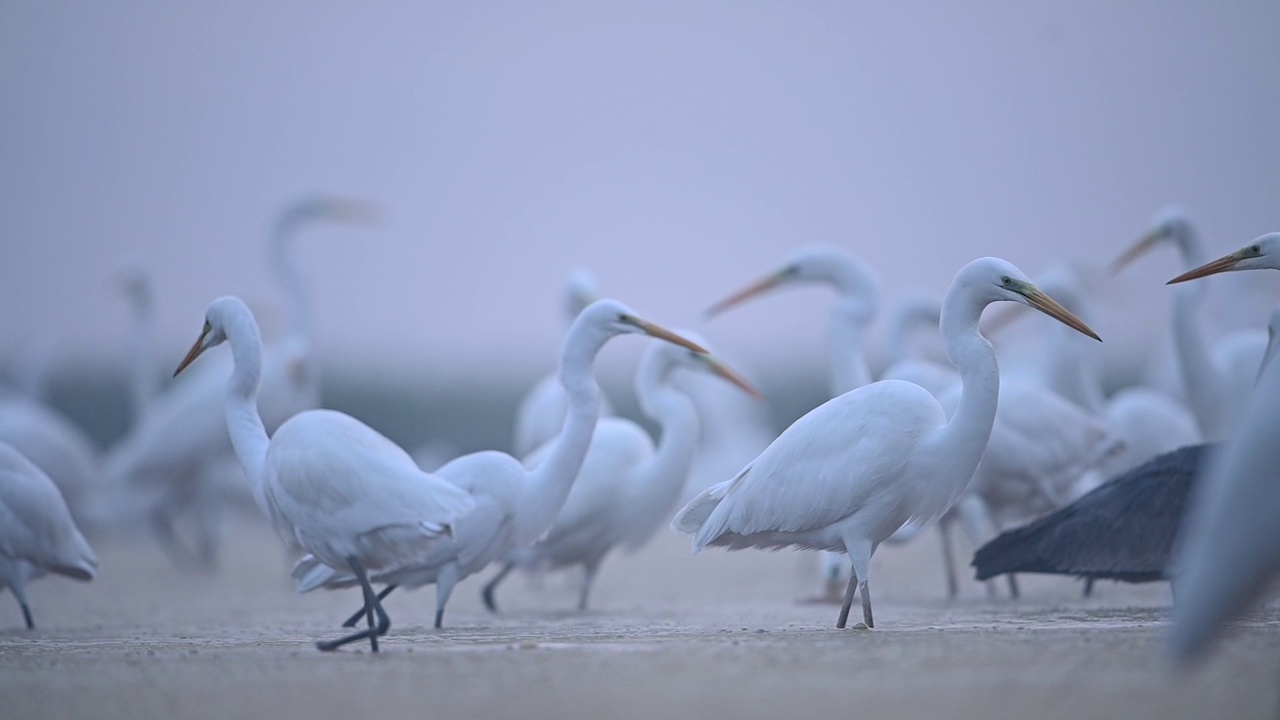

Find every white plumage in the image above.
[0,442,97,629]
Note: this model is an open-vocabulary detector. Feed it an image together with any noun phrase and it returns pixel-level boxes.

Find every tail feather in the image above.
[291,554,352,594]
[670,480,732,540]
[51,530,97,582]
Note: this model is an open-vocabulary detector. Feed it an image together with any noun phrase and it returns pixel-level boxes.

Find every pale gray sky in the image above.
[3,1,1279,382]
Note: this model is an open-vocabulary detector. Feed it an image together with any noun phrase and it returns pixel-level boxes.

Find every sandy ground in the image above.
[2,515,1278,720]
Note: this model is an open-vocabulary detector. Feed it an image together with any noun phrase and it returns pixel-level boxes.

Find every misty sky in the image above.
[3,2,1279,385]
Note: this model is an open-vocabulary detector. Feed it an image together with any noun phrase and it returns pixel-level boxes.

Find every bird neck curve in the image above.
[269,215,311,344]
[222,305,273,519]
[630,356,700,537]
[514,319,605,545]
[828,300,874,396]
[925,280,1000,489]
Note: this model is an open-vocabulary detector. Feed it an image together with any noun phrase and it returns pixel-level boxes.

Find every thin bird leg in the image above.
[434,564,460,630]
[341,585,397,628]
[578,558,603,612]
[1082,577,1095,597]
[1005,574,1020,599]
[481,563,516,613]
[836,569,858,629]
[9,576,33,630]
[938,519,959,599]
[316,557,390,653]
[859,578,874,628]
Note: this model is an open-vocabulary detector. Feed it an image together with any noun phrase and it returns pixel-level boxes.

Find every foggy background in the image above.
[3,1,1279,451]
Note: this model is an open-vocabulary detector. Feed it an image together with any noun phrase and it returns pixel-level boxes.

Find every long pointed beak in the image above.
[704,356,765,400]
[704,270,787,318]
[1167,252,1244,285]
[632,319,709,354]
[326,198,381,225]
[1021,287,1101,342]
[1110,230,1162,275]
[174,330,211,377]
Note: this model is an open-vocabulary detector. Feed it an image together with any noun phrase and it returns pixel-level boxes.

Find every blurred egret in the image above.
[1112,208,1267,439]
[294,300,708,629]
[481,332,761,612]
[104,196,375,567]
[674,258,1100,629]
[511,267,616,458]
[174,296,475,652]
[0,442,97,629]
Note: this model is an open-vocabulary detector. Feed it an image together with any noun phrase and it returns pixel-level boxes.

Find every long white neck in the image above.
[627,355,699,546]
[922,282,1000,490]
[1168,226,1226,437]
[222,308,273,519]
[128,288,158,419]
[513,321,605,545]
[270,215,310,343]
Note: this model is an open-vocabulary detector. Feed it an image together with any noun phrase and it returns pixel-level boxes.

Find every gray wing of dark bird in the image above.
[971,444,1213,583]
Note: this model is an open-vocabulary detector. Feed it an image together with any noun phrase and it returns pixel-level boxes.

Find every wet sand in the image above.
[3,517,1278,720]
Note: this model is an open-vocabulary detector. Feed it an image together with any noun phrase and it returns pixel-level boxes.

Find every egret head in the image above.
[1111,205,1194,274]
[174,297,249,376]
[573,299,708,354]
[705,245,878,317]
[112,268,152,307]
[961,258,1101,341]
[280,196,381,230]
[564,267,600,321]
[649,330,764,400]
[1167,233,1280,285]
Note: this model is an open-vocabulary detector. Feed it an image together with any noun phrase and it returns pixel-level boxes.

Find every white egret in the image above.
[511,267,616,458]
[0,397,100,531]
[105,196,375,566]
[0,442,97,629]
[673,257,1100,629]
[1112,208,1267,439]
[293,300,708,630]
[1171,301,1280,666]
[174,296,475,652]
[704,246,879,602]
[481,332,761,612]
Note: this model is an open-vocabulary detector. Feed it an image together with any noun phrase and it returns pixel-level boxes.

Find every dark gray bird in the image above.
[972,444,1210,585]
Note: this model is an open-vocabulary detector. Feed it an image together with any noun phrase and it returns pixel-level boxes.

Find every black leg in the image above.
[482,564,515,613]
[341,585,397,628]
[316,557,390,653]
[1083,577,1095,597]
[20,601,33,630]
[836,569,857,629]
[1006,573,1020,599]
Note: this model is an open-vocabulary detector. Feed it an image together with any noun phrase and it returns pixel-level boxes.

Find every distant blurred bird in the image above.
[1112,208,1266,440]
[174,296,475,652]
[0,442,97,629]
[0,397,100,531]
[511,267,616,459]
[294,300,709,630]
[482,332,761,612]
[104,197,376,568]
[703,246,880,603]
[971,444,1208,588]
[675,258,1100,629]
[114,267,160,420]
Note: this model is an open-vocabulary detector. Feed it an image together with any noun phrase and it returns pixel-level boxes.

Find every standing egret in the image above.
[294,300,708,630]
[1171,301,1280,665]
[481,332,761,612]
[704,246,880,602]
[0,398,100,531]
[1112,209,1267,439]
[174,296,475,652]
[0,442,97,629]
[674,258,1100,629]
[511,267,616,458]
[106,196,375,567]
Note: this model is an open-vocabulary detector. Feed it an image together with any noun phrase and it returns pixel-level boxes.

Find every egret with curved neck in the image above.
[674,257,1100,629]
[1113,208,1266,439]
[291,300,710,629]
[482,332,761,612]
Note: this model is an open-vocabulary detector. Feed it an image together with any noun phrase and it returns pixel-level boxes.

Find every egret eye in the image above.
[1252,245,1261,255]
[1001,276,1012,287]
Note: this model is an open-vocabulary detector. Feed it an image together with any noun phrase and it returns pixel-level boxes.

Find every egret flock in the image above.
[2,199,1278,668]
